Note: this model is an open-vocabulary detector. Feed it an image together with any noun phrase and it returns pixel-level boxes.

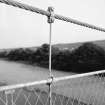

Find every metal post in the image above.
[47,6,54,105]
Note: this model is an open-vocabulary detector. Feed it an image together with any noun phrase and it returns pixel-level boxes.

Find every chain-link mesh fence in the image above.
[0,71,105,105]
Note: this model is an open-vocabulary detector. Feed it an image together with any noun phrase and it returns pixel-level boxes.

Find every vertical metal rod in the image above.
[47,6,54,105]
[49,22,52,105]
[49,23,52,77]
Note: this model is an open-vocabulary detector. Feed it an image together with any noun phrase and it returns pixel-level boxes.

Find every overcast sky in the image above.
[0,0,105,48]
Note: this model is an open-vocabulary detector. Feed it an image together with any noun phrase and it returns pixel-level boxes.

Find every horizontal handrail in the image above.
[0,69,105,92]
[0,79,49,92]
[54,69,105,82]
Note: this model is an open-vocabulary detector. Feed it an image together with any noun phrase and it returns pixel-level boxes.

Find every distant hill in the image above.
[54,40,105,51]
[0,46,38,53]
[0,40,105,52]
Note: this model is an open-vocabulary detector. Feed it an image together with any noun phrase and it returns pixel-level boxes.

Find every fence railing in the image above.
[0,70,105,105]
[0,0,105,105]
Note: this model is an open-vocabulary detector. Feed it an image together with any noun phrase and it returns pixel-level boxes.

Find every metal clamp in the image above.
[47,7,55,23]
[46,75,54,86]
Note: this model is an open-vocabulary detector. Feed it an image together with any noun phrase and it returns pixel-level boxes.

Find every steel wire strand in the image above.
[0,0,49,16]
[54,14,105,32]
[0,0,105,32]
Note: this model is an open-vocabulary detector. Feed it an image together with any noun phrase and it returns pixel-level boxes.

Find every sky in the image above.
[0,0,105,48]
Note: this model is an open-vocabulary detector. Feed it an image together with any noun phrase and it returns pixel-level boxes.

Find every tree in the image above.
[52,50,72,71]
[70,42,105,73]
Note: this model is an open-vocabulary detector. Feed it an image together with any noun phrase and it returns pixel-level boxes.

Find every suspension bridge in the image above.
[0,0,105,105]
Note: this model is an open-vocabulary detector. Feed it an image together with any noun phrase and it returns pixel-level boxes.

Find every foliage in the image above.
[0,42,105,74]
[70,42,105,73]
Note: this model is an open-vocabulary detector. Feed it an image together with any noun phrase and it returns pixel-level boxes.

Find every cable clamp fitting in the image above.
[47,7,55,23]
[46,75,54,86]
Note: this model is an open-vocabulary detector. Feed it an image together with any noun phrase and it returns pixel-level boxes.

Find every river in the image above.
[0,60,71,85]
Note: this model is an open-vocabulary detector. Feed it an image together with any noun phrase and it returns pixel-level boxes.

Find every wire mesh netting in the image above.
[0,84,49,105]
[52,72,105,105]
[0,72,105,105]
